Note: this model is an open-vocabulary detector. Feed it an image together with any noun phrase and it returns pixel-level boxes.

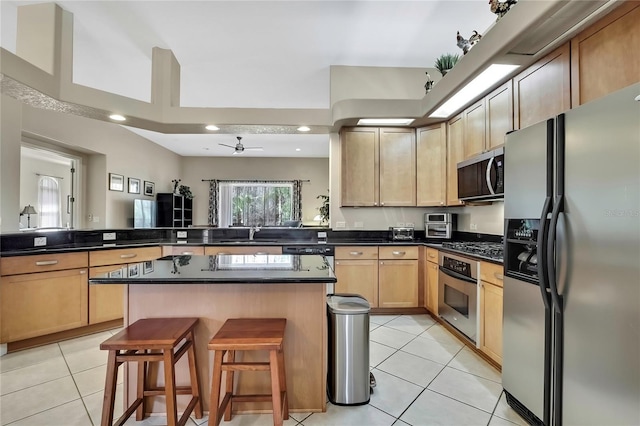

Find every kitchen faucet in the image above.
[249,225,261,240]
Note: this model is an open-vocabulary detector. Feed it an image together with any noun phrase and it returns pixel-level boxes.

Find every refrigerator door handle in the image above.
[537,196,552,310]
[485,157,496,195]
[547,195,564,314]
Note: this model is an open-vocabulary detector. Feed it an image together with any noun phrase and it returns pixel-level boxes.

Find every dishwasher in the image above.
[282,245,335,293]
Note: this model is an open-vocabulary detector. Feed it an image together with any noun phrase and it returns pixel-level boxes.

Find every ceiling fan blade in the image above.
[219,143,236,148]
[244,147,264,151]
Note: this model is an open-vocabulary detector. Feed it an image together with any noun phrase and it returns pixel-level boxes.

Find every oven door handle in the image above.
[439,266,477,284]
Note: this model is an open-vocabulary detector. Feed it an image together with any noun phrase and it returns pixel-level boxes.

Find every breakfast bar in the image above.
[89,254,336,416]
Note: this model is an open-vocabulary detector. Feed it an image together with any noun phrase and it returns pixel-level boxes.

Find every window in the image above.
[218,182,294,227]
[38,176,61,227]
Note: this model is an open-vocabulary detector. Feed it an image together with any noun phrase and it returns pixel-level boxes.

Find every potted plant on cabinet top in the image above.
[434,53,459,77]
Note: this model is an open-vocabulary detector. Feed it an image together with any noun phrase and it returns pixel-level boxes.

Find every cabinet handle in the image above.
[349,251,363,256]
[392,251,406,256]
[494,272,504,280]
[181,251,194,255]
[374,202,378,206]
[35,260,59,266]
[380,261,384,265]
[428,253,436,258]
[381,202,385,206]
[255,252,267,255]
[217,252,229,255]
[119,254,137,259]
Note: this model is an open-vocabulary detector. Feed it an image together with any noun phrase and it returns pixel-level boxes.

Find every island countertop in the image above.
[89,254,336,284]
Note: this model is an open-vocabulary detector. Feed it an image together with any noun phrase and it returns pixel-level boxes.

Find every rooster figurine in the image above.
[489,0,518,21]
[457,30,482,55]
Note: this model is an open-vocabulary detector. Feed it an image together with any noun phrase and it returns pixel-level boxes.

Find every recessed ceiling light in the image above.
[357,118,414,126]
[205,125,219,131]
[109,114,126,121]
[429,64,520,118]
[296,148,301,151]
[297,126,311,132]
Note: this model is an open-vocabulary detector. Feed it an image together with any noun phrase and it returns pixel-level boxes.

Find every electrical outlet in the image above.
[88,214,93,222]
[103,232,116,241]
[93,216,100,223]
[397,222,405,227]
[177,231,188,238]
[34,237,47,247]
[406,222,415,227]
[335,221,346,228]
[470,223,478,230]
[354,221,364,229]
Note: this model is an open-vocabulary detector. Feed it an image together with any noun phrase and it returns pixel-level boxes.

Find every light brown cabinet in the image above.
[378,246,419,308]
[340,127,415,207]
[514,43,571,130]
[485,80,513,150]
[88,246,162,325]
[416,123,447,206]
[463,99,486,159]
[425,248,439,315]
[0,253,89,343]
[479,261,504,365]
[446,114,465,206]
[162,245,205,256]
[334,246,379,307]
[571,2,640,107]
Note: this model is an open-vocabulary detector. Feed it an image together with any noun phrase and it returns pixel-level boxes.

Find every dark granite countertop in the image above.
[89,254,336,284]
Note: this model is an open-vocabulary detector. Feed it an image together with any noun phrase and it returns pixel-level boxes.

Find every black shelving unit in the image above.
[156,193,192,227]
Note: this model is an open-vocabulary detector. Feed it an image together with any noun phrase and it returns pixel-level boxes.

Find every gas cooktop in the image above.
[441,241,504,261]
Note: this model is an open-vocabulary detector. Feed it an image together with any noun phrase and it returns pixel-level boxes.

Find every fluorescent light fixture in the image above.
[109,114,126,121]
[357,118,415,126]
[205,125,219,131]
[297,126,311,132]
[429,64,520,118]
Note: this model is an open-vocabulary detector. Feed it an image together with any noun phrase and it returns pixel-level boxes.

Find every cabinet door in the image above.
[341,128,379,206]
[464,99,486,159]
[89,266,125,325]
[426,261,439,315]
[480,280,503,365]
[446,114,465,206]
[571,3,640,106]
[334,259,379,308]
[416,124,446,206]
[486,80,513,150]
[162,246,205,256]
[378,260,418,308]
[514,43,571,129]
[89,246,161,267]
[379,128,416,206]
[1,269,88,343]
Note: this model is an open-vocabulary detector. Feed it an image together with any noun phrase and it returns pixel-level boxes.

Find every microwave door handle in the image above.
[485,157,496,195]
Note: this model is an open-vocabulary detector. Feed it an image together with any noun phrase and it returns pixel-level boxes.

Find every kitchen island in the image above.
[90,253,336,416]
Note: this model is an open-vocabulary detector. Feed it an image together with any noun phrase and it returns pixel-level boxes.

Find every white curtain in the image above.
[38,176,61,227]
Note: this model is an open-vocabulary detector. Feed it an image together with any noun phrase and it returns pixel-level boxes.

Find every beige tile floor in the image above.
[0,315,527,426]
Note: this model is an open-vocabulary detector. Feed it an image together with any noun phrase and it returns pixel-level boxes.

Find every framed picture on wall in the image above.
[144,181,155,197]
[109,173,124,191]
[143,260,154,274]
[128,177,140,194]
[127,263,140,278]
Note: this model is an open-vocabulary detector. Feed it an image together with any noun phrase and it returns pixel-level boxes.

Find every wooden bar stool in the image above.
[208,318,289,426]
[100,317,203,426]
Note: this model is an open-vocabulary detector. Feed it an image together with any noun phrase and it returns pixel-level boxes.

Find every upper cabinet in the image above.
[416,123,446,207]
[485,80,514,150]
[446,114,465,206]
[463,99,486,159]
[571,2,640,107]
[513,43,571,129]
[341,127,415,207]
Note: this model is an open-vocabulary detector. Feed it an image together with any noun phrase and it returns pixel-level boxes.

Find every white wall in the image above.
[0,95,22,232]
[180,157,329,226]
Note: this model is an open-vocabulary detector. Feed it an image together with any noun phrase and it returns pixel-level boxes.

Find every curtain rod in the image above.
[36,172,64,180]
[201,179,310,183]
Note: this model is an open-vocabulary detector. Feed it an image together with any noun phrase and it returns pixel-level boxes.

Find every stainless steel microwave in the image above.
[457,147,504,201]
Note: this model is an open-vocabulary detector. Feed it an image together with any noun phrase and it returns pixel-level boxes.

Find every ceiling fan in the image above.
[219,136,263,155]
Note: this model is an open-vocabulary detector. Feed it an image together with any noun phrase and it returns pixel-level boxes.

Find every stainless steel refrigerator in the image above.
[502,83,640,426]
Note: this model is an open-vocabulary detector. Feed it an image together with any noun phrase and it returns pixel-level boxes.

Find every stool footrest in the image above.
[222,362,271,371]
[231,393,275,403]
[144,386,199,396]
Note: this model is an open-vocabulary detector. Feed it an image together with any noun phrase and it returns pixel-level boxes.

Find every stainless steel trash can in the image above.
[327,294,371,405]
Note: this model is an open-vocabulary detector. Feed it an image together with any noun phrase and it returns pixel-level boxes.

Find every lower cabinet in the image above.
[88,265,125,325]
[378,246,419,308]
[425,248,439,315]
[1,268,88,343]
[334,246,379,307]
[479,261,504,365]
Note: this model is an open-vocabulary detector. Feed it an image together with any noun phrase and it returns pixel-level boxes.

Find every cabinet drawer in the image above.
[89,246,161,267]
[0,252,88,276]
[204,246,282,255]
[480,261,504,287]
[425,247,439,263]
[379,246,418,260]
[335,246,378,260]
[162,246,205,256]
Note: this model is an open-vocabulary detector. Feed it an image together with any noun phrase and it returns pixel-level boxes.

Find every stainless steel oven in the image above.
[438,251,478,343]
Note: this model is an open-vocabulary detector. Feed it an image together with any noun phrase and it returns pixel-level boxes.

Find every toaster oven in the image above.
[424,213,456,239]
